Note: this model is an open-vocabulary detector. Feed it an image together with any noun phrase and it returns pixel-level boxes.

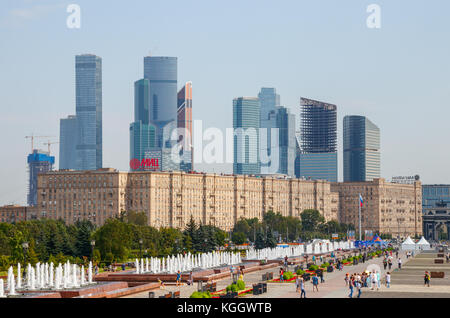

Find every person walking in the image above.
[279,268,284,283]
[344,273,350,286]
[398,258,402,269]
[388,258,393,270]
[176,270,181,287]
[383,257,387,270]
[319,270,325,283]
[376,271,381,290]
[348,275,354,298]
[356,278,362,298]
[424,271,431,287]
[311,274,319,292]
[299,277,306,298]
[295,276,300,293]
[385,272,391,288]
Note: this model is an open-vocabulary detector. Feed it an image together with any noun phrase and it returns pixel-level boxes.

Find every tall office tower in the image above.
[143,56,177,124]
[298,97,337,182]
[258,87,280,125]
[130,79,157,171]
[59,115,77,170]
[233,97,260,175]
[75,54,102,170]
[259,88,280,175]
[276,107,296,176]
[177,82,193,171]
[343,115,380,182]
[27,150,55,206]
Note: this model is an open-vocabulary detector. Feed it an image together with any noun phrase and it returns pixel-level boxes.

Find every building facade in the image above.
[331,178,422,238]
[177,82,193,171]
[297,98,337,182]
[75,54,102,171]
[233,97,261,175]
[59,115,77,170]
[28,150,55,206]
[0,205,28,223]
[422,184,450,241]
[343,115,380,182]
[35,170,339,231]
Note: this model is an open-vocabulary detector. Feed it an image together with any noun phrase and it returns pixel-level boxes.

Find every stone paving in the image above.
[123,250,404,298]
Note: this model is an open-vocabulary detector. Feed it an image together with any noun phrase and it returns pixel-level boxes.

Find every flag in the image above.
[359,194,364,207]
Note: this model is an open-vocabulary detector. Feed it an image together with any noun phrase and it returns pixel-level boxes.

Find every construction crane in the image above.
[25,134,54,153]
[43,140,59,155]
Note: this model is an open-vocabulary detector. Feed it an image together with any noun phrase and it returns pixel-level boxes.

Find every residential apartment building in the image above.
[331,178,422,238]
[35,169,340,231]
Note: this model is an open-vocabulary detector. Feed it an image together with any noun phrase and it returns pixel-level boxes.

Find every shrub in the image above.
[190,291,211,298]
[296,269,305,276]
[226,283,239,292]
[236,280,246,291]
[283,271,294,280]
[308,265,319,271]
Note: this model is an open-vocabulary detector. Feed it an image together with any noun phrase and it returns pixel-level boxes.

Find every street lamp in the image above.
[90,240,95,262]
[22,242,29,264]
[139,239,143,259]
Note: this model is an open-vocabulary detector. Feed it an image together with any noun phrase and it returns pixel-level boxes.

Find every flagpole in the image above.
[359,193,362,241]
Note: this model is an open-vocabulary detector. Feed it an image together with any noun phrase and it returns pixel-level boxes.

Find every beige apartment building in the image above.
[35,169,339,231]
[331,178,422,238]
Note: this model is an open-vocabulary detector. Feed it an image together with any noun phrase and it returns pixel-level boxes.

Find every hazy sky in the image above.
[1,0,449,205]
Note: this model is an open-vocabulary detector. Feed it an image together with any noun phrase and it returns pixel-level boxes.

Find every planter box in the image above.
[437,254,444,258]
[434,259,444,264]
[431,272,445,278]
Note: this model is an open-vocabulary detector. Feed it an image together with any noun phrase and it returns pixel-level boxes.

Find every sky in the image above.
[0,0,449,205]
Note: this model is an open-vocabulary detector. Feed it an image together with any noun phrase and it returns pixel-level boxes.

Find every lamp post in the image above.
[90,240,95,262]
[139,239,143,259]
[22,242,29,264]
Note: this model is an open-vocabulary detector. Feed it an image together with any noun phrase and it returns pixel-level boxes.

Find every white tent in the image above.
[416,236,431,250]
[401,236,416,251]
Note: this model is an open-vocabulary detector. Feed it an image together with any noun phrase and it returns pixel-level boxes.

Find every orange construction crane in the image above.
[25,134,54,153]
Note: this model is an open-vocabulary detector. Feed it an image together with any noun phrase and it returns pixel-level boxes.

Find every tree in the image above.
[300,209,325,232]
[74,220,95,258]
[93,218,133,262]
[255,232,265,250]
[232,232,246,245]
[265,230,277,248]
[121,211,148,226]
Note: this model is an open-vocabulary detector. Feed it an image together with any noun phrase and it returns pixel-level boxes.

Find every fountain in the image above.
[0,279,5,297]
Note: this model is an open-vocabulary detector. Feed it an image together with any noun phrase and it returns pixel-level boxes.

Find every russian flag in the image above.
[359,194,364,207]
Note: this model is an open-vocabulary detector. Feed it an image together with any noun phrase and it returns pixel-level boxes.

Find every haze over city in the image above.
[1,0,450,206]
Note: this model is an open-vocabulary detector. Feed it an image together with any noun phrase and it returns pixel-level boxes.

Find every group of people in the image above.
[294,273,322,298]
[345,270,391,298]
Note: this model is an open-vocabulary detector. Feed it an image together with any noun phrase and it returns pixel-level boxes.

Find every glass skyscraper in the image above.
[28,150,55,206]
[59,115,77,170]
[143,56,177,124]
[75,54,102,171]
[343,115,380,182]
[177,82,193,171]
[233,97,260,175]
[276,107,296,176]
[297,97,337,182]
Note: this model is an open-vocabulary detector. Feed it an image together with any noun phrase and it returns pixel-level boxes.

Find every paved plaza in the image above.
[123,250,421,298]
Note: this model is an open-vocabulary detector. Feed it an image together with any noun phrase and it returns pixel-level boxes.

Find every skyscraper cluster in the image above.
[232,91,381,182]
[130,56,192,171]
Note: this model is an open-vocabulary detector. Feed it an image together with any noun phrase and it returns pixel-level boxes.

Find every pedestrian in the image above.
[295,276,300,292]
[388,258,392,270]
[280,268,284,282]
[398,258,402,269]
[312,274,319,292]
[376,271,381,290]
[424,271,431,287]
[385,272,391,288]
[371,271,377,290]
[356,278,362,298]
[299,277,306,298]
[348,276,354,298]
[344,273,349,286]
[319,270,325,283]
[383,258,387,270]
[229,265,234,280]
[284,255,288,267]
[176,270,181,287]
